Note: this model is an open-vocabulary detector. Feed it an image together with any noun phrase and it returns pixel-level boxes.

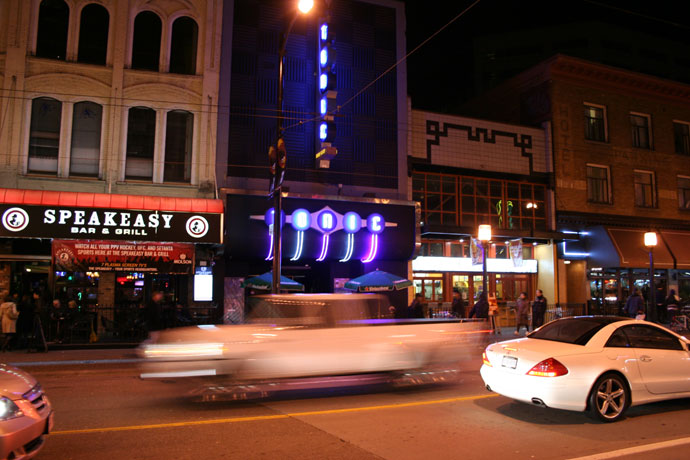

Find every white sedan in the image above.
[480,316,690,422]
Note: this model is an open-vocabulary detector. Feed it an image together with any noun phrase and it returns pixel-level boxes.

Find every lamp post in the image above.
[644,231,657,322]
[478,224,492,296]
[271,0,314,294]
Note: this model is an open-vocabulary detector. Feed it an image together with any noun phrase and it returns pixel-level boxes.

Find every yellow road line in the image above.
[52,393,498,435]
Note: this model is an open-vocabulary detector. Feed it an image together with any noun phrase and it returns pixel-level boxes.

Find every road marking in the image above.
[567,437,690,460]
[51,393,498,435]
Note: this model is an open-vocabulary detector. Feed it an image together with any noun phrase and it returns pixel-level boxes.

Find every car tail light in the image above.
[482,351,492,367]
[526,358,568,377]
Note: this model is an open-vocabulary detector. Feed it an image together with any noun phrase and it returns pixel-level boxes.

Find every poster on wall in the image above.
[52,240,194,274]
[470,238,483,266]
[509,239,523,267]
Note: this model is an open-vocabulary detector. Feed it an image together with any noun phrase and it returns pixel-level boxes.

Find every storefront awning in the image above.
[659,230,690,269]
[0,188,223,213]
[587,227,674,269]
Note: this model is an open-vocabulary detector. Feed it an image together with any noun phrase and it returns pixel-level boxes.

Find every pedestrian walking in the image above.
[0,294,20,351]
[531,289,547,329]
[469,292,489,319]
[515,292,530,336]
[624,288,644,319]
[451,289,465,318]
[488,294,500,334]
[665,289,680,324]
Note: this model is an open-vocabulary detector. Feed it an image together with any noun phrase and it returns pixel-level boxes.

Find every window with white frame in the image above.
[586,164,611,204]
[28,97,62,174]
[125,107,156,180]
[634,170,656,208]
[674,121,690,155]
[70,101,102,177]
[584,103,607,142]
[169,17,198,75]
[678,176,690,210]
[164,110,193,182]
[77,3,109,65]
[630,113,651,149]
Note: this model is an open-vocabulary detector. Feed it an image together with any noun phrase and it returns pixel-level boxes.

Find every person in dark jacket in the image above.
[624,289,644,318]
[515,292,530,335]
[408,294,425,319]
[531,289,547,329]
[469,292,489,319]
[451,289,465,318]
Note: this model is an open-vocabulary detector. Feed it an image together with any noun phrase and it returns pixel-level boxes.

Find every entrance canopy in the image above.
[587,227,680,269]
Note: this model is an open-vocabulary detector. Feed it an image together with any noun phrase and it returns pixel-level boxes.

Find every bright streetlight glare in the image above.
[478,224,492,242]
[298,0,314,13]
[644,231,657,247]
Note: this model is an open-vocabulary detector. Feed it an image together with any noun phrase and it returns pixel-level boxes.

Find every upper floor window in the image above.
[584,103,607,142]
[164,110,193,182]
[169,17,198,75]
[77,3,109,65]
[28,97,62,174]
[633,170,656,208]
[125,107,156,180]
[586,164,611,204]
[70,101,102,177]
[36,0,69,60]
[674,121,690,155]
[630,113,651,149]
[131,11,162,71]
[678,176,690,210]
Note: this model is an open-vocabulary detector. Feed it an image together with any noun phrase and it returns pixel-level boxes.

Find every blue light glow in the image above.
[339,233,355,262]
[265,232,274,261]
[320,24,328,41]
[367,214,384,234]
[291,209,311,231]
[320,48,328,67]
[318,210,336,232]
[343,212,361,233]
[290,231,305,261]
[362,234,379,263]
[316,234,330,261]
[319,122,328,141]
[320,98,327,115]
[320,73,328,90]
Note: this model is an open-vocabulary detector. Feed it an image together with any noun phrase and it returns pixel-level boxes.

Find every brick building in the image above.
[463,55,690,310]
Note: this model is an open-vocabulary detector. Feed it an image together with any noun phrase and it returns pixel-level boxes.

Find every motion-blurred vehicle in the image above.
[139,294,487,391]
[480,316,690,422]
[0,364,53,459]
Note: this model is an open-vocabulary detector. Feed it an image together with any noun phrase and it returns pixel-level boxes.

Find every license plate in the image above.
[502,355,518,369]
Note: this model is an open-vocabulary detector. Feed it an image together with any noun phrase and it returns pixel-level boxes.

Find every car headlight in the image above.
[0,397,23,421]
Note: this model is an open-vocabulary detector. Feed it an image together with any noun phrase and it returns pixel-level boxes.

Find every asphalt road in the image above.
[16,357,690,460]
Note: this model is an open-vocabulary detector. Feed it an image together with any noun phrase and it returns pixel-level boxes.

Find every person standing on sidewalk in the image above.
[515,292,530,336]
[0,294,20,351]
[531,289,547,329]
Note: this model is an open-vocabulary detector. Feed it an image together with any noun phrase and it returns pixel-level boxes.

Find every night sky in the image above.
[403,0,690,113]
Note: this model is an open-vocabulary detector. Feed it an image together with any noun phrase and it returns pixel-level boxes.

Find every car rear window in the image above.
[528,318,614,345]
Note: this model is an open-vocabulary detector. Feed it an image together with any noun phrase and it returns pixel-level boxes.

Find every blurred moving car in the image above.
[480,316,690,422]
[0,364,53,459]
[140,294,488,388]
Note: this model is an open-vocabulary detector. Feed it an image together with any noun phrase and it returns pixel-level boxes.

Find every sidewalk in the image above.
[2,347,141,368]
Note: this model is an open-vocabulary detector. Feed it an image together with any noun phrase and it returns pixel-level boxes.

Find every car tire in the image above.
[588,373,629,422]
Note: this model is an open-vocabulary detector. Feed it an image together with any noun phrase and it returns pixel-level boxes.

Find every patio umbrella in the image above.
[344,269,413,292]
[242,271,305,292]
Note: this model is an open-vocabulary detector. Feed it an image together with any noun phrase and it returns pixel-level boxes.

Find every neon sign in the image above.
[252,206,395,263]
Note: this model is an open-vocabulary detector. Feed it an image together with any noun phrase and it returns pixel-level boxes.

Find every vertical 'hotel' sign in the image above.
[316,2,338,168]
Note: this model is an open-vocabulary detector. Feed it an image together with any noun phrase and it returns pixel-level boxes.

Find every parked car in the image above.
[480,316,690,422]
[140,293,488,387]
[0,364,53,459]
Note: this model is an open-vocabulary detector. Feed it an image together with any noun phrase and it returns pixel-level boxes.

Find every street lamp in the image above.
[271,0,314,294]
[478,224,492,296]
[644,231,657,322]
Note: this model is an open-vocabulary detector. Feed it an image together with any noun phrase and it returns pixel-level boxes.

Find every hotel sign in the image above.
[0,204,222,243]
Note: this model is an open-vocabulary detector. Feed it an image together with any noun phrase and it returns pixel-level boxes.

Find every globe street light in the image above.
[272,0,314,294]
[644,231,657,322]
[478,224,492,296]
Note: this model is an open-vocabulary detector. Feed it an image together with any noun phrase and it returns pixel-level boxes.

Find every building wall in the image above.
[218,0,408,200]
[0,0,223,198]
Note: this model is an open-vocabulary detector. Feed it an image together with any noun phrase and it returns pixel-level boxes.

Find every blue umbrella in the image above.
[242,271,304,291]
[344,269,413,292]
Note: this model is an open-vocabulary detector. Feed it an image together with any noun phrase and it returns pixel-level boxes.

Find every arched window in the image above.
[125,107,156,180]
[164,110,193,182]
[36,0,69,60]
[169,16,198,75]
[28,97,62,174]
[131,11,162,71]
[77,4,109,65]
[70,102,102,176]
